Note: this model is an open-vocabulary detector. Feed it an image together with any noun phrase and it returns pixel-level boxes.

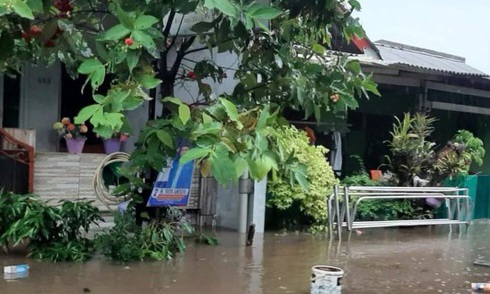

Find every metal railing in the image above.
[0,128,34,193]
[328,185,472,237]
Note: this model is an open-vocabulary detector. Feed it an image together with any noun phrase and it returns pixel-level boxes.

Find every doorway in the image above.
[60,66,110,153]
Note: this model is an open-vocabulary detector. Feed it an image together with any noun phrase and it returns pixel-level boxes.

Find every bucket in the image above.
[311,265,344,294]
[426,197,443,208]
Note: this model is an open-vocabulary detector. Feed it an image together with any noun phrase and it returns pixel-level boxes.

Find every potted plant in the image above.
[101,132,129,154]
[53,117,88,154]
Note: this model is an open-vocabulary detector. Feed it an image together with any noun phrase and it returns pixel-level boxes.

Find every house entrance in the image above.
[60,66,109,153]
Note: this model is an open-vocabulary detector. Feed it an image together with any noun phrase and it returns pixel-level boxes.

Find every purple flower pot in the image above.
[426,197,443,208]
[103,138,121,154]
[66,137,86,154]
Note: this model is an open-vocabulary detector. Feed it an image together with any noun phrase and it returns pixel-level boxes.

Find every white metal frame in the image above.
[328,186,472,237]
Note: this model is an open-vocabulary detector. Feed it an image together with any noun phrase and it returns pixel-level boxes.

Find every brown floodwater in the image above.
[2,221,490,294]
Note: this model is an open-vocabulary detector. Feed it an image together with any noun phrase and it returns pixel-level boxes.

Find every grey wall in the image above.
[19,64,61,151]
[122,101,149,153]
[215,183,240,230]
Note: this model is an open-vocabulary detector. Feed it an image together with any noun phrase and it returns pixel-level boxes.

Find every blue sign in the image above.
[147,146,195,207]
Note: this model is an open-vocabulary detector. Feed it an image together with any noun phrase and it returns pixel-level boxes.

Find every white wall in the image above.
[19,64,61,151]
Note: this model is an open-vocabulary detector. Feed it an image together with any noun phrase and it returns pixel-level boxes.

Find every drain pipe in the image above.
[238,169,252,233]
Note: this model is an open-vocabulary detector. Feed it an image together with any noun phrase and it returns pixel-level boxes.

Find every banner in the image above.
[147,146,195,207]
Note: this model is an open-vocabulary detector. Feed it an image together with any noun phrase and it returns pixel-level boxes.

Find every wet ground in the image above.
[2,221,490,294]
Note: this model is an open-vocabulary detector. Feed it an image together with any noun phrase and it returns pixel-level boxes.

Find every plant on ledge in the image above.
[384,113,485,187]
[52,117,88,139]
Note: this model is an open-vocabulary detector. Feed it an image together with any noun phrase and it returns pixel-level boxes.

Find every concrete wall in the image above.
[19,64,61,151]
[34,152,110,211]
[122,101,149,153]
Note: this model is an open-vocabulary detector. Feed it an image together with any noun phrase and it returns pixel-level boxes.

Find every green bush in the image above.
[0,191,103,262]
[96,205,196,262]
[267,126,338,232]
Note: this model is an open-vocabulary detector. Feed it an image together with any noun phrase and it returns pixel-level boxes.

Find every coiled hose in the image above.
[93,152,132,211]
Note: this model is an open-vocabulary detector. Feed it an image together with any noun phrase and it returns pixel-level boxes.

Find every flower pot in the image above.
[65,137,86,154]
[103,138,122,154]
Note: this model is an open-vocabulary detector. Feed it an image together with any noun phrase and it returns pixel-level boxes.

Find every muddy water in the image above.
[2,221,490,294]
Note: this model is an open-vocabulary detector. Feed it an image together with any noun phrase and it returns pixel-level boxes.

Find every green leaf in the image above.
[162,97,183,105]
[204,0,238,18]
[26,0,43,13]
[202,112,213,124]
[78,59,104,74]
[93,94,106,104]
[116,4,133,29]
[341,94,359,109]
[234,157,247,176]
[12,0,34,19]
[362,74,381,96]
[191,21,214,33]
[247,5,281,20]
[127,50,140,72]
[122,96,143,110]
[178,104,191,125]
[210,151,236,184]
[134,15,159,30]
[219,98,239,122]
[75,104,100,124]
[247,157,270,180]
[105,112,124,129]
[312,44,325,55]
[256,106,270,129]
[90,107,105,127]
[90,68,106,90]
[132,30,156,50]
[139,74,161,89]
[100,24,130,41]
[180,147,212,165]
[156,130,173,148]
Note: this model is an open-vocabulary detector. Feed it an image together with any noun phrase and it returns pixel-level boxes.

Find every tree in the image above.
[0,0,379,188]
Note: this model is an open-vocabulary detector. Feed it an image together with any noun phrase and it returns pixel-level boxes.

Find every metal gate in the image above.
[0,128,34,194]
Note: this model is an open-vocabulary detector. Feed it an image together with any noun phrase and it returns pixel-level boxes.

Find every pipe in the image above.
[238,168,249,233]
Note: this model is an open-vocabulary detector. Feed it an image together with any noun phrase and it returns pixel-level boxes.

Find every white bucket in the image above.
[311,265,344,294]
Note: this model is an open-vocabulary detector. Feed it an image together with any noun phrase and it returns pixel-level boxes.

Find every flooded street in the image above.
[2,221,490,294]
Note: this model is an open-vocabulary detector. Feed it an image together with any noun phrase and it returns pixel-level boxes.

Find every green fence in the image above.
[445,175,490,219]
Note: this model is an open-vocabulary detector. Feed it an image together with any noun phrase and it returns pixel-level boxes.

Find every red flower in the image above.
[66,123,76,131]
[119,133,129,142]
[125,38,134,46]
[29,25,43,36]
[186,71,197,80]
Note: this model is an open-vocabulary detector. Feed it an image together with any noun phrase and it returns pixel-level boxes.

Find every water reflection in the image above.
[2,221,490,293]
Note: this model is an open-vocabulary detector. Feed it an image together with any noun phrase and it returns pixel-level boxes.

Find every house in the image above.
[338,39,490,174]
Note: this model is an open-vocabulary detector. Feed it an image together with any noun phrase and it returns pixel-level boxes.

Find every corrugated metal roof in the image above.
[374,40,488,77]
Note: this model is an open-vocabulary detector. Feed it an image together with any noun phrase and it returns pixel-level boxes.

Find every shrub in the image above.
[0,194,103,262]
[267,126,338,232]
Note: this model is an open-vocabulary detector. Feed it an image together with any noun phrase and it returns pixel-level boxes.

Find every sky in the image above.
[355,0,490,74]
